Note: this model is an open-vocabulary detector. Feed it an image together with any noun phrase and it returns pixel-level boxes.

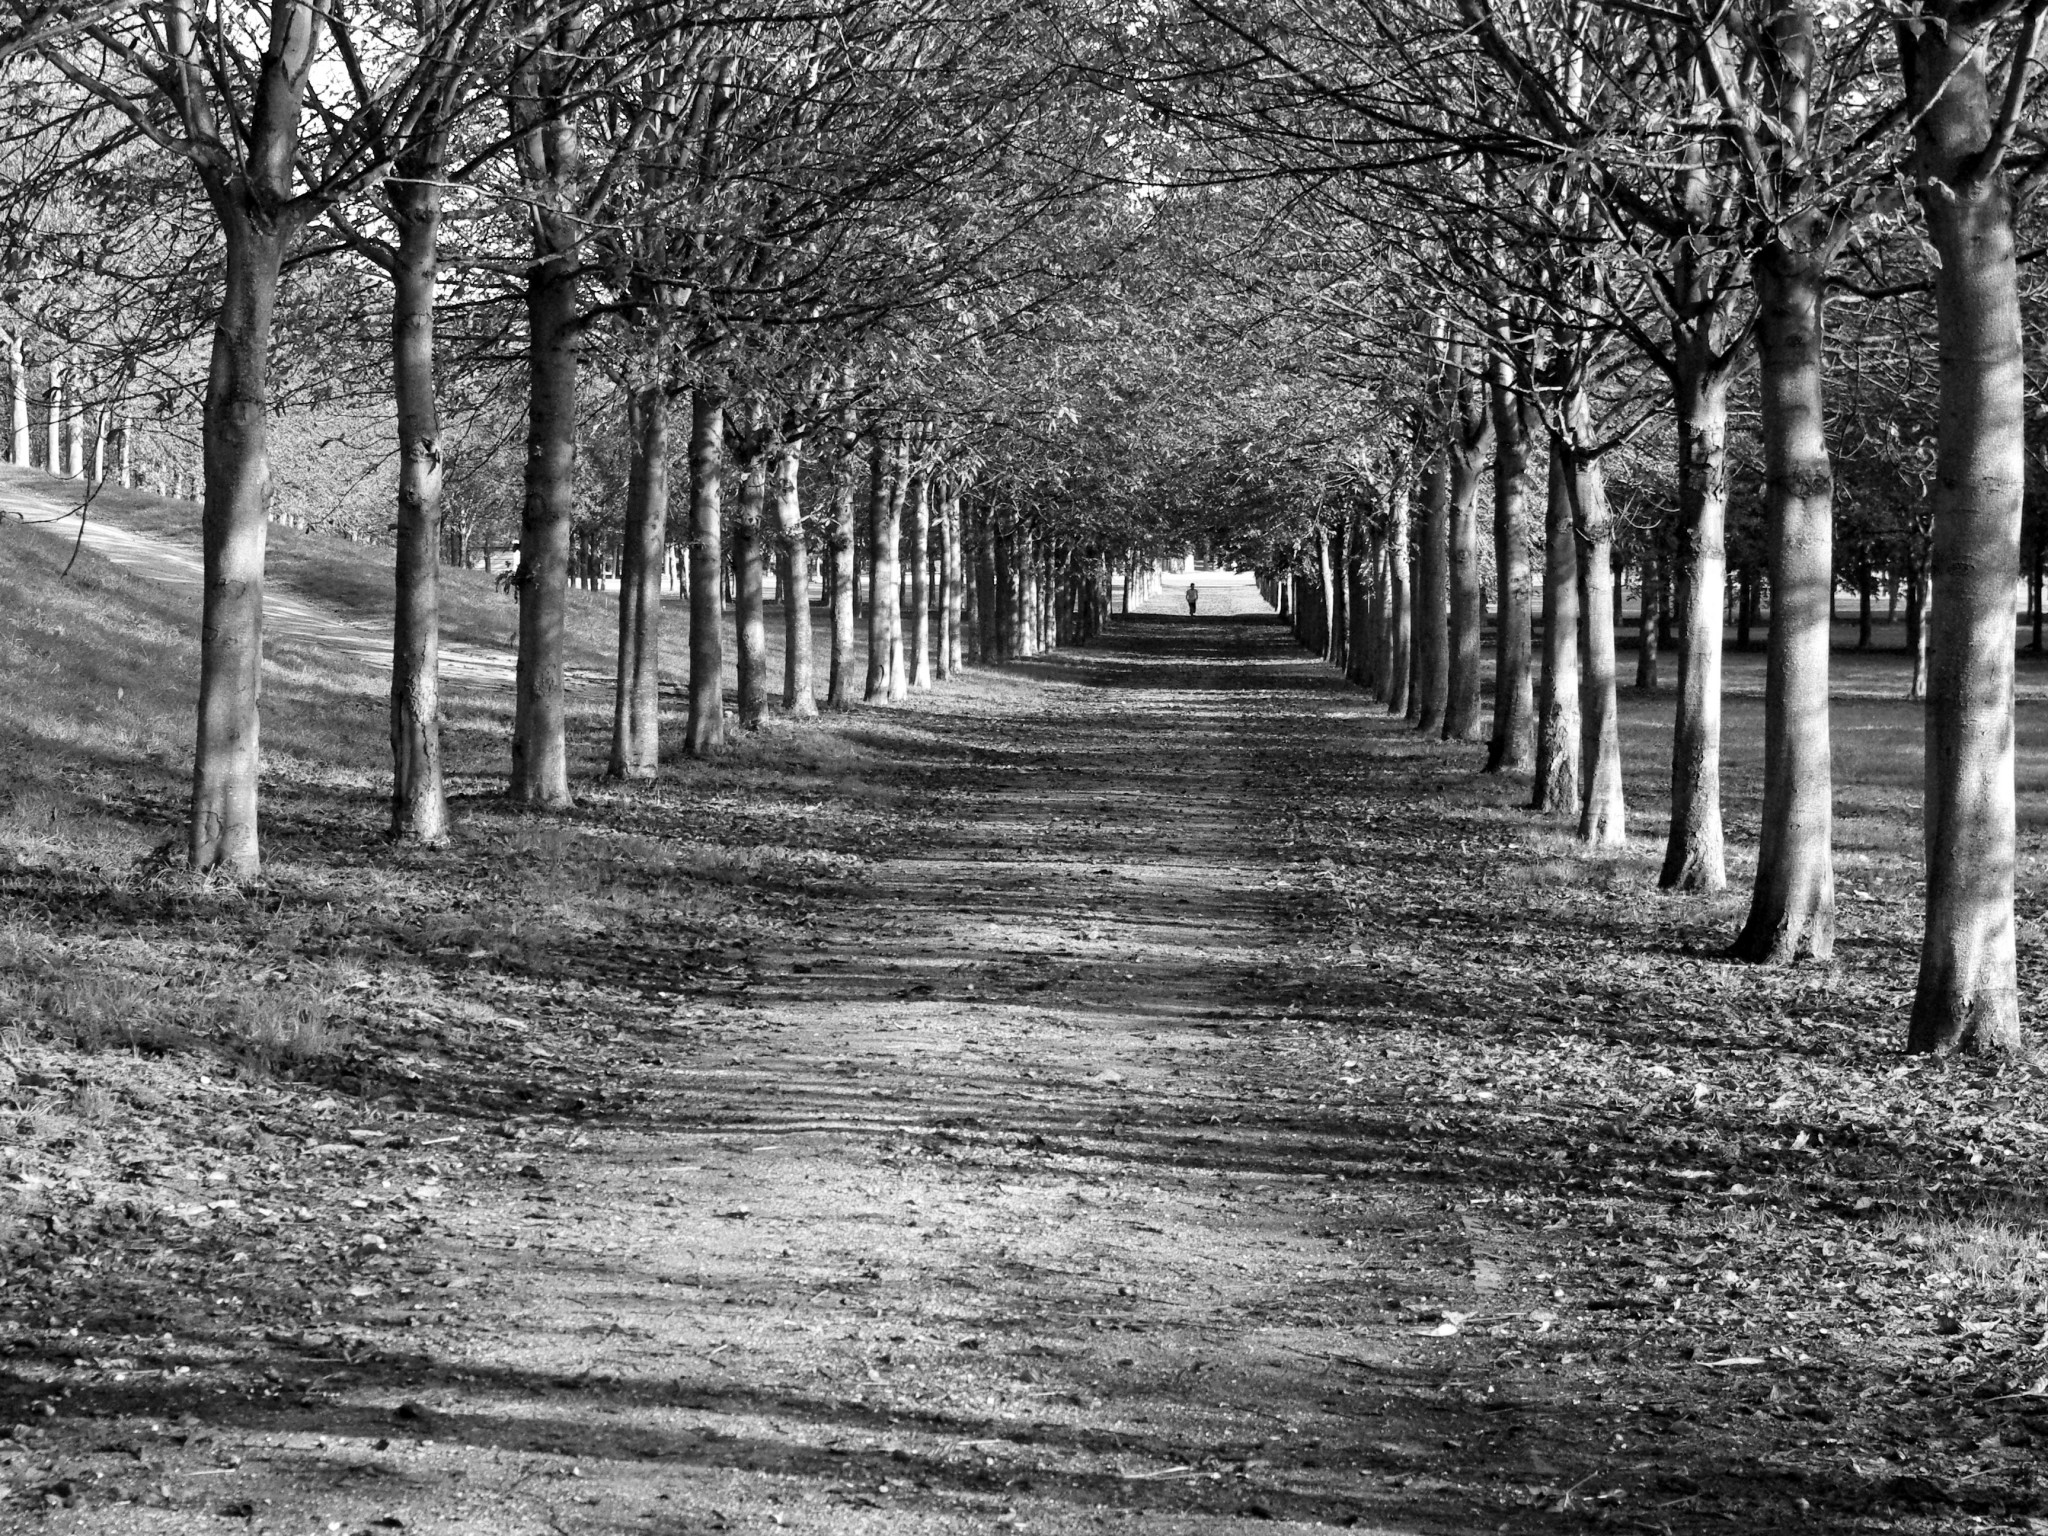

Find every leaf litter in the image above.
[0,603,2043,1531]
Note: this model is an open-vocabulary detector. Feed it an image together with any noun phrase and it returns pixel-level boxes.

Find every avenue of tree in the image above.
[1,0,2045,1057]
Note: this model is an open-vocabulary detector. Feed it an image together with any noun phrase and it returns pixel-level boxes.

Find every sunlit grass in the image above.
[1886,1208,2048,1310]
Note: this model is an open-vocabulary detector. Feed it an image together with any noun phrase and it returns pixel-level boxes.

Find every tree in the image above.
[1899,0,2041,1054]
[22,0,484,874]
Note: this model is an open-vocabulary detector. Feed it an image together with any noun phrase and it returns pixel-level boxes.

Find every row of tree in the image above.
[1179,0,2044,1056]
[3,0,2041,1057]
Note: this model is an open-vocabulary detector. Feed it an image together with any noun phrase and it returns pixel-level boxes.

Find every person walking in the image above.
[1185,582,1199,616]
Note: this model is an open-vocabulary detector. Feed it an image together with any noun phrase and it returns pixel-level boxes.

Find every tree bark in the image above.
[907,470,932,689]
[826,444,855,707]
[1907,563,1927,699]
[774,448,816,717]
[1486,360,1535,772]
[1385,482,1412,716]
[1327,528,1343,663]
[387,178,450,838]
[45,354,62,476]
[1018,526,1039,658]
[1366,528,1388,697]
[685,389,725,755]
[1661,365,1730,890]
[976,503,999,661]
[188,213,292,876]
[1445,353,1492,740]
[1414,452,1450,733]
[1570,427,1625,847]
[884,443,907,696]
[1532,440,1582,816]
[732,450,767,729]
[864,436,889,699]
[508,243,577,808]
[3,331,25,465]
[1445,447,1484,743]
[941,480,964,676]
[62,356,82,479]
[1346,504,1372,688]
[1731,245,1836,959]
[1904,11,2026,1053]
[1635,546,1661,689]
[610,382,667,778]
[996,519,1018,661]
[1034,536,1052,651]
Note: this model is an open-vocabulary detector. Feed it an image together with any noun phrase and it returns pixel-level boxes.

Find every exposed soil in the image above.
[4,571,2048,1535]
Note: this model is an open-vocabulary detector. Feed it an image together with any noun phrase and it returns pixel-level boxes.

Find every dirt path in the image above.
[3,579,1553,1535]
[379,581,1520,1535]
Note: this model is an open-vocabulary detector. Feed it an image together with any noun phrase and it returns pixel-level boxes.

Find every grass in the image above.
[1902,1214,2048,1309]
[0,462,934,1213]
[0,461,619,662]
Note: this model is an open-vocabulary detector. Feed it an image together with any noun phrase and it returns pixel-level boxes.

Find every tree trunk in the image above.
[907,471,932,689]
[3,332,25,465]
[1445,439,1487,741]
[1333,524,1352,668]
[1386,483,1412,716]
[1571,431,1625,847]
[772,448,816,718]
[686,390,726,755]
[826,448,856,707]
[1635,546,1661,690]
[1367,530,1389,697]
[1732,243,1836,961]
[966,516,986,654]
[1346,506,1372,688]
[1660,365,1730,890]
[188,215,292,876]
[1857,570,1874,650]
[45,354,62,476]
[1018,527,1039,658]
[1532,441,1582,816]
[733,452,768,730]
[62,357,82,479]
[996,521,1018,660]
[1414,453,1450,733]
[610,384,668,778]
[1909,567,1929,700]
[1034,536,1051,651]
[884,445,907,695]
[1905,14,2025,1053]
[864,437,890,699]
[508,236,578,808]
[387,182,450,838]
[942,481,964,675]
[934,489,953,678]
[1316,524,1339,664]
[975,504,998,662]
[1486,365,1535,772]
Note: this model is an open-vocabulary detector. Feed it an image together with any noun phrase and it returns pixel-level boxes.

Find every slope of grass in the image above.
[0,463,618,662]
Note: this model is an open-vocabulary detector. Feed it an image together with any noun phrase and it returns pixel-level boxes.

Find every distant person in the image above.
[1186,582,1199,616]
